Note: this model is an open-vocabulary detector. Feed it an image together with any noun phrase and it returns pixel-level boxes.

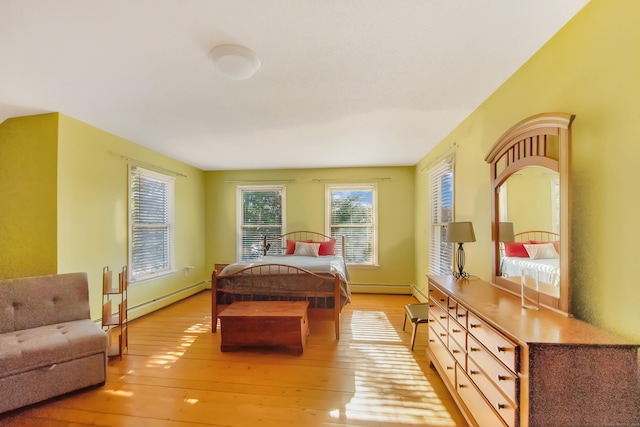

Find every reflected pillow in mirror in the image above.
[294,241,321,257]
[524,243,559,260]
[504,242,530,257]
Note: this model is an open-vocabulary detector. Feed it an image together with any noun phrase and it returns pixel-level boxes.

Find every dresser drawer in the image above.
[429,325,456,386]
[428,299,449,329]
[456,365,507,427]
[468,357,517,427]
[468,334,518,399]
[448,317,466,350]
[454,304,468,329]
[428,285,449,309]
[448,334,466,369]
[428,311,448,344]
[467,312,518,372]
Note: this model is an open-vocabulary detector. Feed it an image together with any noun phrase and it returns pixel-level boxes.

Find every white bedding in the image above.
[500,256,560,288]
[220,255,350,283]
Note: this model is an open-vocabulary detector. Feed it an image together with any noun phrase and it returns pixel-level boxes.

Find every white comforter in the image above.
[500,256,560,287]
[220,255,350,282]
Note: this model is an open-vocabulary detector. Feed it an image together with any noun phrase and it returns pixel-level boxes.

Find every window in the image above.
[326,184,377,266]
[237,186,285,261]
[428,157,454,274]
[129,166,175,282]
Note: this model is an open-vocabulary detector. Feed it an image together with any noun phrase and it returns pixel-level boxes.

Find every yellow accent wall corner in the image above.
[0,113,58,279]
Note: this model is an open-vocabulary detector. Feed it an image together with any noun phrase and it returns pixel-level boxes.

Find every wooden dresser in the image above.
[427,275,639,427]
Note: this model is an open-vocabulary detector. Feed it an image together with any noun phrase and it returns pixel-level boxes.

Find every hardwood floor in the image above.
[1,291,467,426]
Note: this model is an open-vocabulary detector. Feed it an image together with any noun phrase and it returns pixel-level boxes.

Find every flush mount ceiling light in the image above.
[209,44,261,80]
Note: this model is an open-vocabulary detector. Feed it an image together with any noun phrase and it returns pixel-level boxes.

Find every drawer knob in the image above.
[448,306,455,310]
[470,323,480,328]
[457,313,466,318]
[440,315,447,320]
[470,347,480,352]
[446,365,454,370]
[497,346,510,353]
[452,349,460,354]
[452,329,461,333]
[458,384,467,389]
[470,370,480,375]
[429,339,435,343]
[440,333,447,337]
[498,403,508,410]
[497,375,512,382]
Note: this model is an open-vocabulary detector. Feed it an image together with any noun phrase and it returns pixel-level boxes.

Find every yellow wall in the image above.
[506,167,556,234]
[0,113,207,321]
[0,113,58,278]
[415,0,640,341]
[56,114,207,320]
[205,167,415,287]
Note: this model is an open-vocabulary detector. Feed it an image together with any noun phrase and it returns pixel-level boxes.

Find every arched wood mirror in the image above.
[485,112,575,314]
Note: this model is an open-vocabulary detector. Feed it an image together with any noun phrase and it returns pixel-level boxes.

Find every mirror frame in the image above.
[485,112,575,314]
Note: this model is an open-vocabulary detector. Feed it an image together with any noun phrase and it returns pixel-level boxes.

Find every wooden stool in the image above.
[403,303,430,351]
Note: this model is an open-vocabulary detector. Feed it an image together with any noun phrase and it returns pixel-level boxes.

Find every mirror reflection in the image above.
[498,166,560,300]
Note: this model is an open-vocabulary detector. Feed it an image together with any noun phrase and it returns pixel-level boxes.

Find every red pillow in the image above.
[286,239,311,254]
[503,242,529,257]
[552,240,560,255]
[314,239,336,256]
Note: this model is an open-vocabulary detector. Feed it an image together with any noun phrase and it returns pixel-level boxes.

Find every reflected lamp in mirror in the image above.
[445,222,476,279]
[499,222,515,243]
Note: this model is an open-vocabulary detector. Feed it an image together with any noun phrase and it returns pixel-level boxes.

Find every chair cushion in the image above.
[404,304,430,322]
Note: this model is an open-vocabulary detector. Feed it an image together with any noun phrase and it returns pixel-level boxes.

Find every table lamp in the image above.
[445,222,476,279]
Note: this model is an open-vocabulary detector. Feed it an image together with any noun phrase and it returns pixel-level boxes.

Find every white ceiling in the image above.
[0,0,589,171]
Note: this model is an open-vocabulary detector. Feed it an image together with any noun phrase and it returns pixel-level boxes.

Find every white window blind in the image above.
[237,186,285,261]
[326,184,377,265]
[428,157,454,275]
[129,166,175,281]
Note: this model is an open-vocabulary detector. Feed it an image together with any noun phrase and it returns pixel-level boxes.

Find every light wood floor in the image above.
[1,292,468,426]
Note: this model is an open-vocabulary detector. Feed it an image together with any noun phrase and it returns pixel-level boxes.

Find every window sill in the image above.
[129,269,177,285]
[346,264,379,270]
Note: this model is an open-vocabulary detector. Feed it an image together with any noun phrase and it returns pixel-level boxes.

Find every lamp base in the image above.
[452,270,471,279]
[452,242,470,279]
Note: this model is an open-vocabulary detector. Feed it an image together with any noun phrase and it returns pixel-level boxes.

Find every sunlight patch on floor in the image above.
[330,310,457,426]
[145,320,211,368]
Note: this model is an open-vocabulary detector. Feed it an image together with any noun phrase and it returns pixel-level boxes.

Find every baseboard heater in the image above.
[96,281,207,325]
[413,286,428,302]
[349,283,413,295]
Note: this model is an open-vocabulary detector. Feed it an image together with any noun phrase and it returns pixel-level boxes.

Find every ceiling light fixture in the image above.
[209,44,261,80]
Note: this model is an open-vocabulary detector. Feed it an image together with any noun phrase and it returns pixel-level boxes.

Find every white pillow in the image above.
[293,241,320,257]
[523,243,559,260]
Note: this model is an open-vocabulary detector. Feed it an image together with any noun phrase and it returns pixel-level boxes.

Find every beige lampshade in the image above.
[445,222,476,243]
[499,222,515,243]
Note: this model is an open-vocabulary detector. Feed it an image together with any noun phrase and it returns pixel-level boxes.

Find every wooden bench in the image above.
[218,301,309,354]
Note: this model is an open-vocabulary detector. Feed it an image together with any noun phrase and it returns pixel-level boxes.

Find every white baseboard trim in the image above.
[127,281,207,322]
[412,286,428,302]
[349,283,413,295]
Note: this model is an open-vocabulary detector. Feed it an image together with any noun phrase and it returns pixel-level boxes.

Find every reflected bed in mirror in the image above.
[485,113,574,314]
[500,230,560,299]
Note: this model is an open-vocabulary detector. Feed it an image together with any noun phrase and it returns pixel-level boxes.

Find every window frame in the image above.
[428,157,455,275]
[236,185,286,261]
[325,183,378,267]
[128,166,175,283]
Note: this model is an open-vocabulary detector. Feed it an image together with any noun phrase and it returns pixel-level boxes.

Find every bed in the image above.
[499,230,560,297]
[211,231,351,339]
